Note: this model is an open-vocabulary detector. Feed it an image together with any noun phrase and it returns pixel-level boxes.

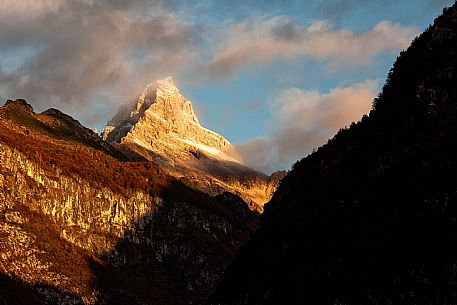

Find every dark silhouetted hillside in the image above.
[214,3,457,305]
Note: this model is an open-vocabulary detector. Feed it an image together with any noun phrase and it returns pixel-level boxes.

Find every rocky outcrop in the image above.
[102,77,282,212]
[0,101,258,305]
[4,99,33,114]
[0,142,150,304]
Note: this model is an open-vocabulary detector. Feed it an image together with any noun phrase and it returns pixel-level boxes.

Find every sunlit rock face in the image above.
[102,77,233,161]
[102,77,282,212]
[0,99,259,305]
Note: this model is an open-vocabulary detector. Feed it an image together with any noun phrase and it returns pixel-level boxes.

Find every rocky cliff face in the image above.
[102,77,233,159]
[101,77,281,212]
[214,4,457,305]
[0,100,258,305]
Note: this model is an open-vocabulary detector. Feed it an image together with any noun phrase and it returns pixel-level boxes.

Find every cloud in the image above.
[235,80,378,174]
[0,0,194,126]
[0,0,424,132]
[198,17,417,78]
[0,0,65,17]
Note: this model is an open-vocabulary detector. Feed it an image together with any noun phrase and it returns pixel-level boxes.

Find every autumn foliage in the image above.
[0,103,171,197]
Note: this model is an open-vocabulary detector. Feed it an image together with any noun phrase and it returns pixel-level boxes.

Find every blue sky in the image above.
[0,0,453,173]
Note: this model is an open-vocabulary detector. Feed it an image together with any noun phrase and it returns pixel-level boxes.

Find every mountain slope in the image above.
[102,77,282,212]
[1,99,127,161]
[0,99,258,305]
[214,4,457,305]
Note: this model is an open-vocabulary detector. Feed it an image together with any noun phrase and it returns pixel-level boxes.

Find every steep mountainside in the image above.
[102,77,282,212]
[0,99,258,305]
[214,4,457,305]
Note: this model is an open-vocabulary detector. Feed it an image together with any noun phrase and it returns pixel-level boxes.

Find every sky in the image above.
[0,0,454,174]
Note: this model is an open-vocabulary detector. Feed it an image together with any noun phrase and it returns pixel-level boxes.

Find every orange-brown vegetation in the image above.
[0,115,171,197]
[13,203,95,296]
[0,100,260,305]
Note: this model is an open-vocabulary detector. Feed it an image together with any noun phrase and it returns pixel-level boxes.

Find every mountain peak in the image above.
[101,77,277,211]
[101,77,233,160]
[144,76,178,97]
[153,76,174,87]
[3,99,34,114]
[134,76,184,116]
[41,108,82,127]
[101,78,277,211]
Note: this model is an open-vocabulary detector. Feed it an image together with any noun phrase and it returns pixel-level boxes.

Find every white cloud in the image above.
[199,17,418,78]
[236,80,378,173]
[0,0,418,133]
